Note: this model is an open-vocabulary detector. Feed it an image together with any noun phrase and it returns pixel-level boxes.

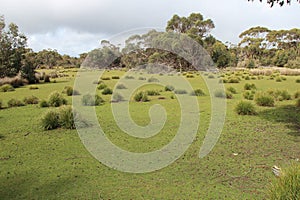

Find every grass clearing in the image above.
[0,69,300,199]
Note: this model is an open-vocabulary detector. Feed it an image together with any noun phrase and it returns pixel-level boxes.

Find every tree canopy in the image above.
[249,0,300,7]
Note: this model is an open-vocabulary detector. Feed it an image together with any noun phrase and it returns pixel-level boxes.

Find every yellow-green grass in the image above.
[0,69,299,199]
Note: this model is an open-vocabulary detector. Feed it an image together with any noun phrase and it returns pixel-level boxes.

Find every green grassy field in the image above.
[0,69,299,199]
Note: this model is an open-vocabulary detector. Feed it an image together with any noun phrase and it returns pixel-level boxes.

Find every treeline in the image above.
[0,15,86,84]
[84,13,300,71]
[1,13,300,85]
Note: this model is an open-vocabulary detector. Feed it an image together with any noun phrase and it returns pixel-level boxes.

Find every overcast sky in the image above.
[0,0,299,56]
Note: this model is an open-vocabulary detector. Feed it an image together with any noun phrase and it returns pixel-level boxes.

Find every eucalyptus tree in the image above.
[0,16,27,78]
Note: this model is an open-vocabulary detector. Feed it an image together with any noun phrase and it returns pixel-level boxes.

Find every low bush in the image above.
[134,91,149,102]
[227,87,237,94]
[125,75,135,80]
[0,75,28,87]
[111,76,120,79]
[101,77,111,81]
[267,162,300,200]
[102,88,113,95]
[44,75,50,83]
[29,85,39,90]
[97,83,107,90]
[146,90,160,96]
[174,89,188,95]
[190,89,205,96]
[41,110,60,130]
[208,74,215,79]
[186,74,195,78]
[235,101,257,115]
[0,84,15,92]
[243,91,255,100]
[138,77,146,81]
[296,79,300,83]
[112,93,124,102]
[267,89,292,101]
[219,78,228,83]
[165,85,175,92]
[276,77,282,82]
[7,98,25,107]
[148,77,159,83]
[58,106,76,129]
[294,91,300,99]
[23,96,39,105]
[82,94,104,106]
[228,77,240,83]
[116,84,127,89]
[39,100,49,108]
[297,99,300,107]
[214,90,226,98]
[48,91,67,107]
[214,90,233,99]
[244,83,256,90]
[63,86,80,96]
[255,93,275,107]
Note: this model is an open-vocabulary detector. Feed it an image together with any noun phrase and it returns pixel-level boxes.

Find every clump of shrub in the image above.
[138,77,146,81]
[7,98,24,107]
[227,87,237,94]
[44,75,50,83]
[125,75,135,80]
[190,89,205,96]
[29,85,39,90]
[208,74,215,79]
[165,85,175,92]
[0,84,15,92]
[296,79,300,83]
[244,83,256,90]
[111,76,120,79]
[267,162,300,200]
[267,89,292,101]
[23,96,39,104]
[219,78,228,83]
[294,91,300,99]
[41,110,60,130]
[82,94,104,106]
[243,91,255,100]
[174,89,188,95]
[39,100,49,108]
[63,86,80,96]
[214,90,226,98]
[228,77,240,83]
[112,93,124,102]
[101,77,111,81]
[134,91,149,102]
[58,106,76,129]
[214,90,233,99]
[116,84,127,89]
[255,93,275,107]
[97,83,107,90]
[41,106,80,130]
[297,99,300,107]
[148,77,159,83]
[276,77,282,82]
[235,101,257,115]
[48,91,67,107]
[186,74,195,78]
[146,90,160,96]
[102,88,113,95]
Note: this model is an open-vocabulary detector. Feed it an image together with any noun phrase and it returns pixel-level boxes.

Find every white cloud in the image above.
[1,0,299,56]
